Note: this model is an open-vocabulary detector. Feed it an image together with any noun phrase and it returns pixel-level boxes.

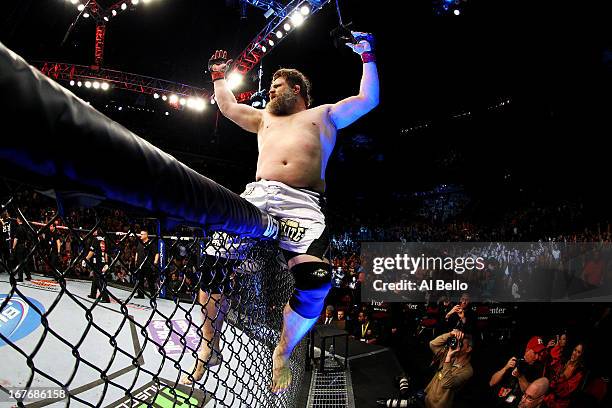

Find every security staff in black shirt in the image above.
[86,230,110,303]
[134,229,159,299]
[1,207,14,273]
[45,223,62,277]
[13,214,32,282]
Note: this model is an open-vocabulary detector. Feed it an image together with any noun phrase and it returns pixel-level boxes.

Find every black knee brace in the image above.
[289,262,332,319]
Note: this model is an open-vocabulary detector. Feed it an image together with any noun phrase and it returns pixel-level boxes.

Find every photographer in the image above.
[489,336,546,406]
[424,329,474,408]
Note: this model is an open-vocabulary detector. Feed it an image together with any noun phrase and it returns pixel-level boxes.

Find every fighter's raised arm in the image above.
[329,32,380,129]
[209,50,263,133]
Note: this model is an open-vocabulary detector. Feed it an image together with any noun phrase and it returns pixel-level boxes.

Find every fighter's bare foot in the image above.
[180,349,222,385]
[271,347,292,394]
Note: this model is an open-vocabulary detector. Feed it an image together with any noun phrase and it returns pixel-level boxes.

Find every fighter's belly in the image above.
[256,149,324,192]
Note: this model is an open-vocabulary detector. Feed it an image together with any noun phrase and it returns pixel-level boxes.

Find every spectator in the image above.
[490,336,547,406]
[445,293,476,334]
[546,333,568,372]
[582,251,604,288]
[163,246,186,300]
[319,305,335,325]
[335,308,347,331]
[543,343,585,408]
[351,311,379,344]
[438,295,454,333]
[424,329,474,408]
[518,377,550,408]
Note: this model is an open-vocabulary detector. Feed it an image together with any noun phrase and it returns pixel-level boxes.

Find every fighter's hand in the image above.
[208,50,233,73]
[345,31,373,55]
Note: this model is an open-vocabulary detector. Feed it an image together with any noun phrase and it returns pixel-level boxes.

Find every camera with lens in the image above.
[515,358,528,373]
[446,335,460,350]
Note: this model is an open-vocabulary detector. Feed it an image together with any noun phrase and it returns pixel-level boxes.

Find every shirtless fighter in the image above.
[181,31,379,393]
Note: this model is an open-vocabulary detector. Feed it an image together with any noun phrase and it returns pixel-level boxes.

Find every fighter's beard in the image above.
[266,90,298,116]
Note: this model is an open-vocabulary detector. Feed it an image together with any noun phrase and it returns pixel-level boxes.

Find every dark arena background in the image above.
[1,1,611,407]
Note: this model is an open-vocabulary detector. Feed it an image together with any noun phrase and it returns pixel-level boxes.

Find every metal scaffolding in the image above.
[231,0,330,75]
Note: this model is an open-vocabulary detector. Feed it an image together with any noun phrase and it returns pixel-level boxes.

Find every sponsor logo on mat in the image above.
[0,294,45,347]
[108,379,208,408]
[147,319,201,355]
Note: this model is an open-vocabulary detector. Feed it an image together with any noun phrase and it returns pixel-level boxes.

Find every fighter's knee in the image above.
[288,261,332,319]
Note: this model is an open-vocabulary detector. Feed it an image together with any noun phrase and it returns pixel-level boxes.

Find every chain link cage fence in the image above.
[0,41,311,407]
[0,180,306,407]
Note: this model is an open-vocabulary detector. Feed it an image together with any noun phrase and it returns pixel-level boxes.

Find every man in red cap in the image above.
[489,336,546,406]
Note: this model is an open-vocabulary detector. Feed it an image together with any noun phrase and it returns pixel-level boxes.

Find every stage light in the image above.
[153,93,159,99]
[118,106,123,111]
[179,98,186,106]
[70,0,78,4]
[101,82,110,90]
[103,16,109,22]
[284,23,291,31]
[69,80,75,86]
[188,98,206,111]
[227,72,243,90]
[83,12,90,18]
[194,99,206,111]
[165,111,169,116]
[92,81,100,89]
[169,94,178,104]
[162,95,168,101]
[121,3,127,11]
[261,45,267,53]
[275,31,283,39]
[268,39,275,46]
[300,5,311,15]
[112,10,117,16]
[85,81,92,88]
[77,81,82,87]
[132,0,139,4]
[290,12,304,27]
[77,4,85,11]
[454,9,460,15]
[210,97,216,105]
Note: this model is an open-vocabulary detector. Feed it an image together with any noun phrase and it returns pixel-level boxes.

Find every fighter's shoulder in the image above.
[314,104,334,113]
[307,104,334,120]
